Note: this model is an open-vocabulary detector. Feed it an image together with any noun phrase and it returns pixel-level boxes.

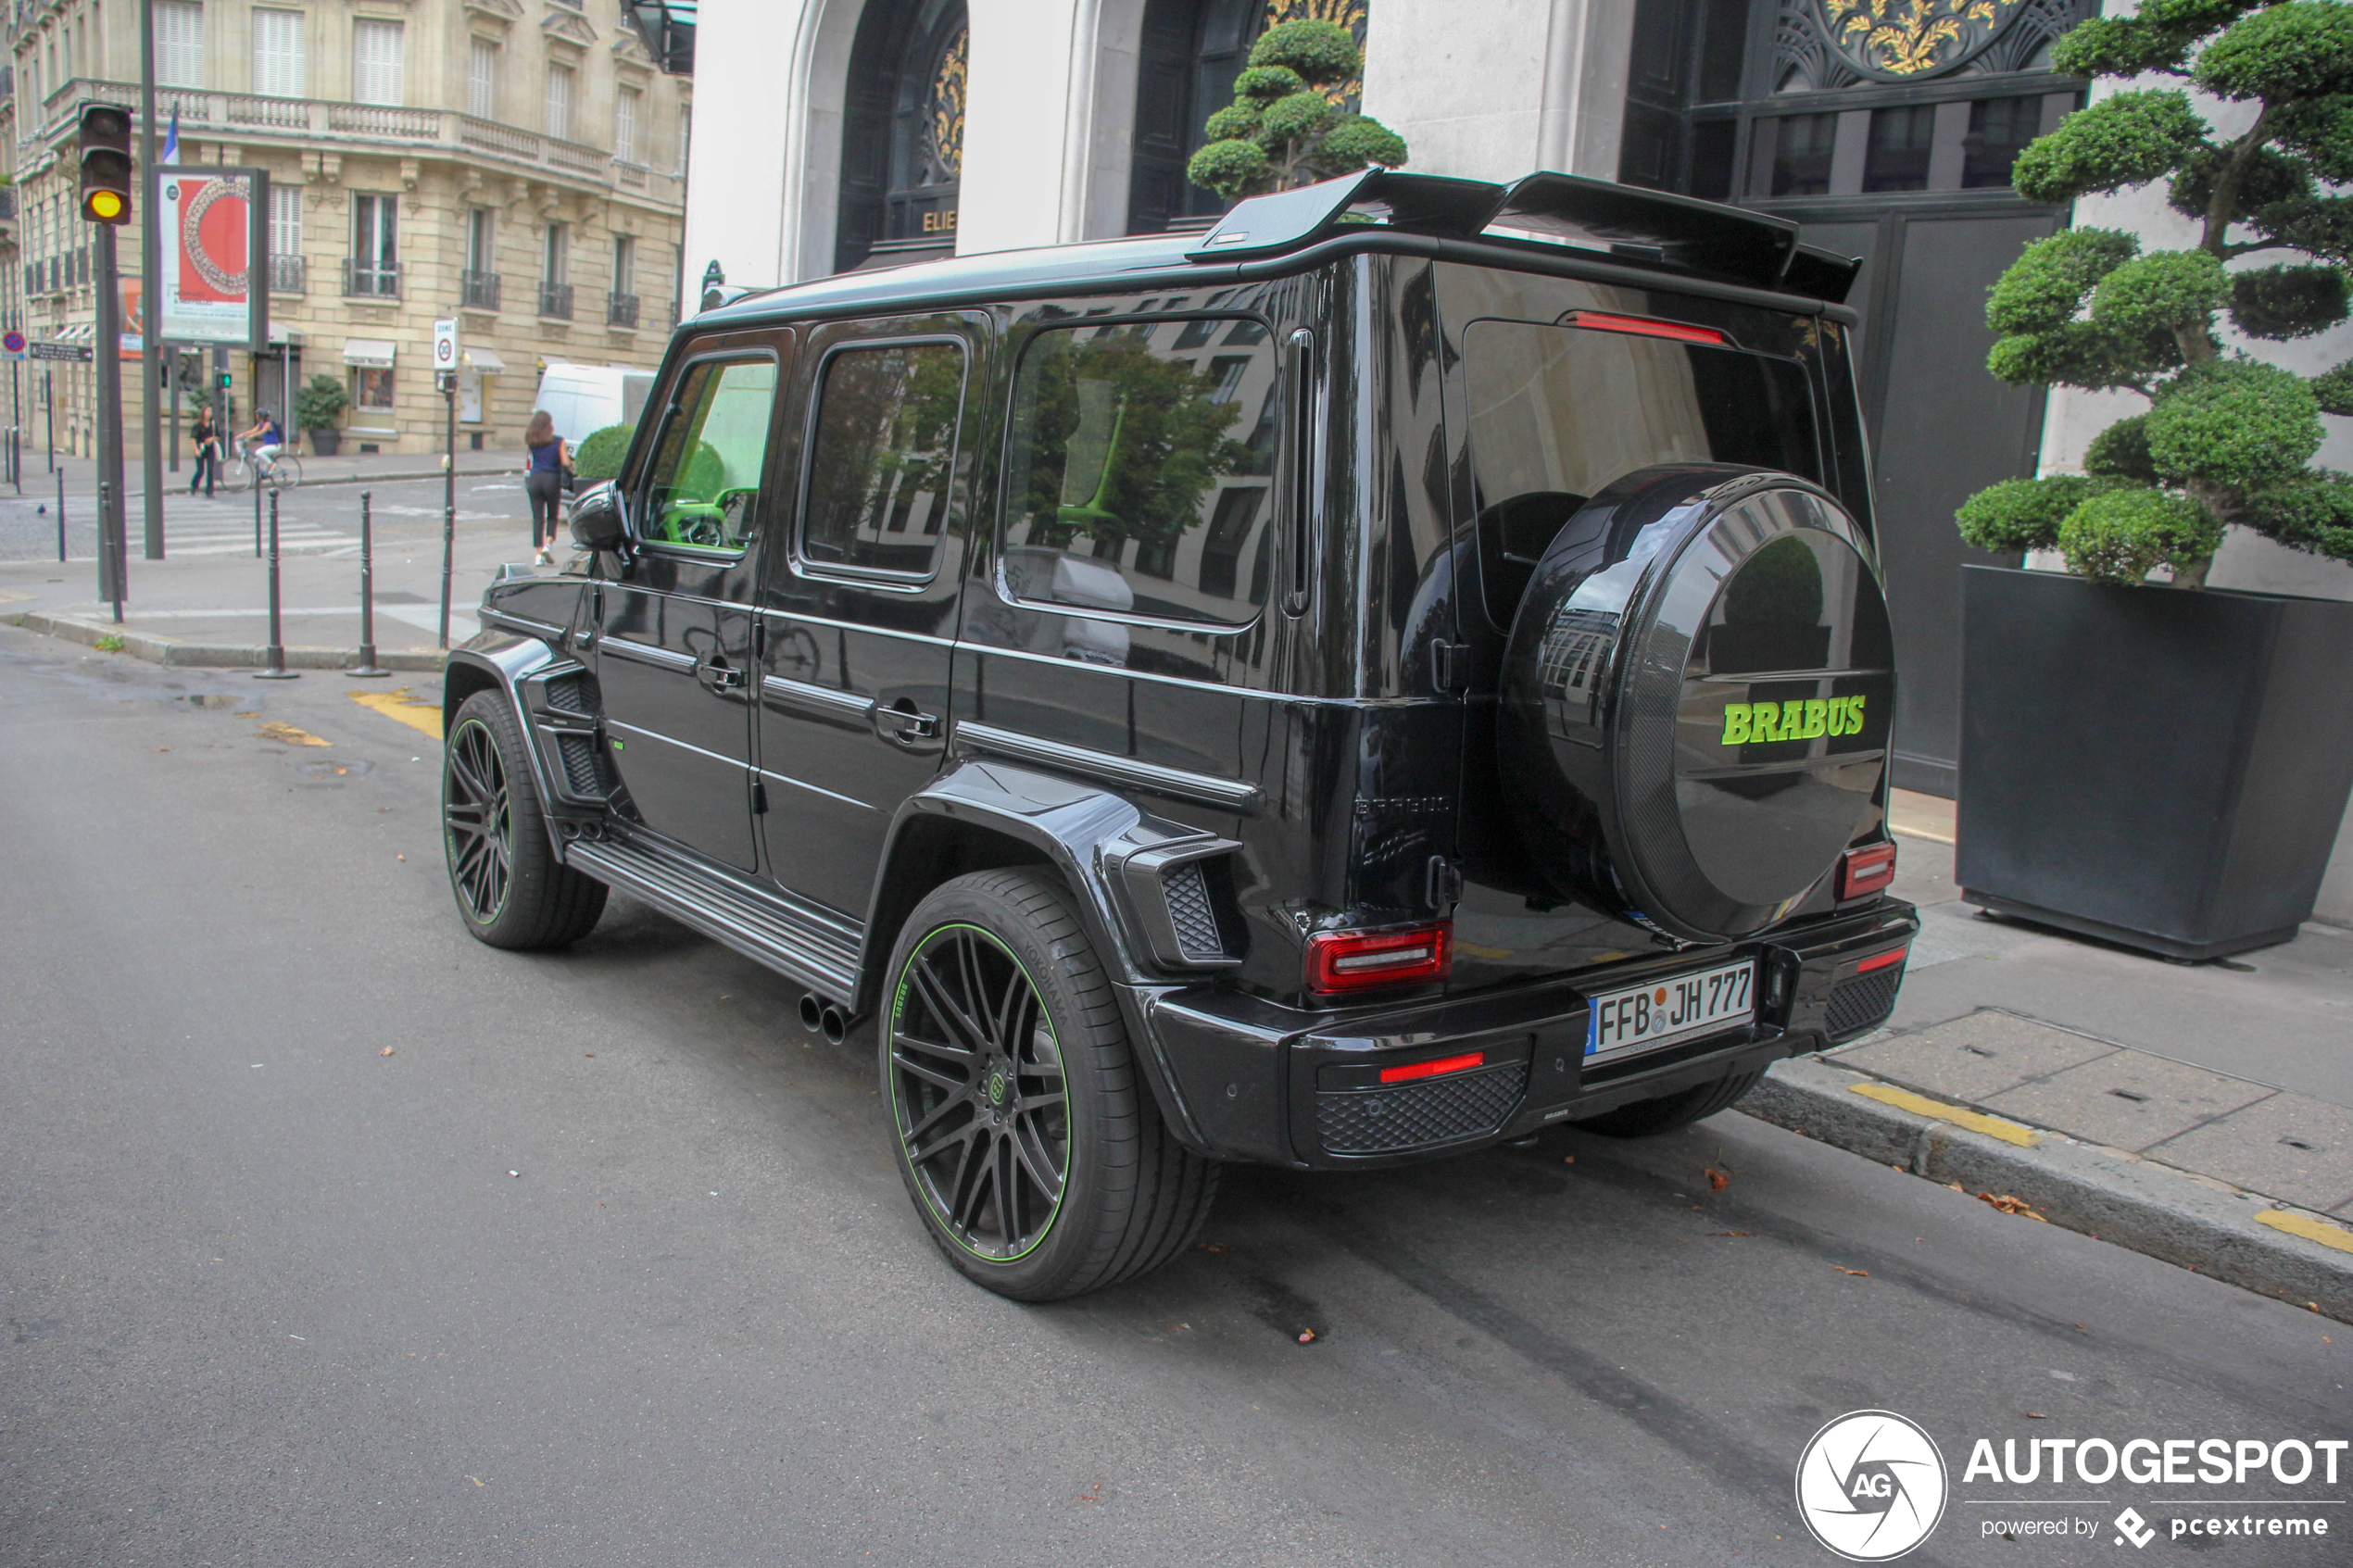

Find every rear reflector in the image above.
[1856,946,1908,974]
[1378,1050,1486,1085]
[1561,310,1727,345]
[1305,921,1453,994]
[1836,842,1898,900]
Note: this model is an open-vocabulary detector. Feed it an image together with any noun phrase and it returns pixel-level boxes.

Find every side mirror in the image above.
[570,482,629,553]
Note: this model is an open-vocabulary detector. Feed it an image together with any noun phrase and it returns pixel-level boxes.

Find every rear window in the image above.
[1463,319,1821,625]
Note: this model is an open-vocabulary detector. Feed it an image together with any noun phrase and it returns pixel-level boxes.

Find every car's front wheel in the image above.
[881,870,1217,1300]
[442,689,607,949]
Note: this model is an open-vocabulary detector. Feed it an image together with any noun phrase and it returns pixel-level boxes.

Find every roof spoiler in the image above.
[1186,169,1861,305]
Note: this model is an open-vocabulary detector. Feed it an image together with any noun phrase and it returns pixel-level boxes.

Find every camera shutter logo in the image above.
[1795,1410,1948,1561]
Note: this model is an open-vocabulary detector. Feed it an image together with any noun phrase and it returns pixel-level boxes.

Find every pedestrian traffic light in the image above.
[78,104,133,224]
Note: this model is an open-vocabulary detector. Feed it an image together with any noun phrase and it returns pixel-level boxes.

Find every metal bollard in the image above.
[253,470,263,558]
[348,490,388,678]
[100,480,122,625]
[255,488,296,680]
[55,467,64,562]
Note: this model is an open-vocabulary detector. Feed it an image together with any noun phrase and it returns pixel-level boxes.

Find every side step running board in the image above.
[567,838,861,1005]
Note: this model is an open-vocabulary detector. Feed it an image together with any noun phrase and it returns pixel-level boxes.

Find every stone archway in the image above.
[835,0,969,272]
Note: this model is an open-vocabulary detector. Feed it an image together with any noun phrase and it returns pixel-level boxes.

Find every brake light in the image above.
[1836,843,1897,900]
[1561,310,1727,345]
[1856,947,1908,974]
[1305,921,1452,994]
[1379,1050,1486,1085]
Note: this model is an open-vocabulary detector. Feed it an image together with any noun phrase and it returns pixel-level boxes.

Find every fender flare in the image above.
[444,633,567,856]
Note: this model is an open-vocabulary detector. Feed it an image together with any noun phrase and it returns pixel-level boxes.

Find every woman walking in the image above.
[522,411,571,567]
[188,404,220,498]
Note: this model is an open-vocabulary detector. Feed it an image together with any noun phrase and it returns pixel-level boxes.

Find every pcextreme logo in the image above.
[1795,1410,1949,1562]
[1722,694,1866,745]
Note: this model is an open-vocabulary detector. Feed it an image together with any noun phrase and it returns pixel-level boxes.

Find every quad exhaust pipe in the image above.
[798,993,852,1046]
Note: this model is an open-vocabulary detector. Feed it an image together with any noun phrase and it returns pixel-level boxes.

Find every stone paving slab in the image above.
[2146,1093,2353,1217]
[1837,1009,2115,1102]
[1983,1047,2277,1152]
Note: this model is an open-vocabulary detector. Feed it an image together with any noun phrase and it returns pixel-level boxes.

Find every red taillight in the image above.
[1836,843,1898,901]
[1305,921,1452,994]
[1561,310,1727,345]
[1378,1050,1486,1085]
[1856,946,1908,974]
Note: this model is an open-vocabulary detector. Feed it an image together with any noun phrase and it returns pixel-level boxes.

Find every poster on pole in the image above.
[152,166,268,353]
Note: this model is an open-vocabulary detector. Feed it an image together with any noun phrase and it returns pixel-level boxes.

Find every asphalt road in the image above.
[2,622,2346,1568]
[0,472,533,565]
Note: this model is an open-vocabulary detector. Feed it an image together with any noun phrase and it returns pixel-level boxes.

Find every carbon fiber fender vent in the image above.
[556,734,606,797]
[1162,862,1227,963]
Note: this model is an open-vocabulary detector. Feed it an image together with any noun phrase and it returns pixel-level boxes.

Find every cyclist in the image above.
[238,408,284,481]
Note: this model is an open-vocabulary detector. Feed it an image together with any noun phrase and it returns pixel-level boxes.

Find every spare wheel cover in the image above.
[1496,465,1896,943]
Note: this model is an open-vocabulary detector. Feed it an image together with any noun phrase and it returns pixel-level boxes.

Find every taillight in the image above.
[1560,310,1727,345]
[1856,946,1907,974]
[1378,1050,1485,1085]
[1836,843,1897,900]
[1304,921,1452,995]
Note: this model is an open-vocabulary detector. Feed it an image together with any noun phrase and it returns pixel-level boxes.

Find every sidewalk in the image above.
[2,444,524,503]
[1748,793,2353,1318]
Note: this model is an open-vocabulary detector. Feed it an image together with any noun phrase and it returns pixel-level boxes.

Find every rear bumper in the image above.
[1125,901,1917,1170]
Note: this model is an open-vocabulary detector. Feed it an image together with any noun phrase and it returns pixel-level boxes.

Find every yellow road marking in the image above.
[1850,1081,2043,1146]
[349,687,445,740]
[2257,1209,2353,1256]
[256,721,331,747]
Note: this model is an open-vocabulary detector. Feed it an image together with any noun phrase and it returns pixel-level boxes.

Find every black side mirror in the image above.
[570,482,629,553]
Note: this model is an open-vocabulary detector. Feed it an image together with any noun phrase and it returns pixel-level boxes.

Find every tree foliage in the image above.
[1187,21,1407,201]
[1964,1,2353,584]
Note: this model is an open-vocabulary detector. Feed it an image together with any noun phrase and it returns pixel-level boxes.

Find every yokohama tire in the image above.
[442,689,608,950]
[881,870,1219,1301]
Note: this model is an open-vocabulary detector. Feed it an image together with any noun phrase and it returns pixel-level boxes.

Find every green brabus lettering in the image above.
[1720,694,1867,746]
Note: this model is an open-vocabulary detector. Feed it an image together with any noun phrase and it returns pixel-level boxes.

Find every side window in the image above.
[1000,317,1277,627]
[642,356,778,552]
[801,340,968,578]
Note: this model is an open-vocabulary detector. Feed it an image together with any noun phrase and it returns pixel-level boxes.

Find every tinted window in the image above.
[1000,318,1277,628]
[1464,319,1821,622]
[642,357,776,552]
[801,341,967,578]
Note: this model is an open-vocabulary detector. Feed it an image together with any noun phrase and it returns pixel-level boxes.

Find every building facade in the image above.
[8,0,692,457]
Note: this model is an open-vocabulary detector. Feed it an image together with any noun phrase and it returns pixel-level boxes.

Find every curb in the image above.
[8,608,448,672]
[1741,1055,2353,1323]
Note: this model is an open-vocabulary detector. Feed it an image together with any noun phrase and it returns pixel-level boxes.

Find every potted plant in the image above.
[1952,0,2353,960]
[1186,19,1406,200]
[295,372,348,458]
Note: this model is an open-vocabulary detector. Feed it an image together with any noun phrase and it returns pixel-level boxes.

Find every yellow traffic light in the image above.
[78,104,133,226]
[86,189,124,221]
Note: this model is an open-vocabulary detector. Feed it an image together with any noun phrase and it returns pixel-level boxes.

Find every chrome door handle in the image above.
[877,702,939,740]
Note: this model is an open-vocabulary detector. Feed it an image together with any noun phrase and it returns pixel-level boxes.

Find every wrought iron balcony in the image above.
[538,281,574,320]
[606,291,639,329]
[343,258,401,298]
[268,254,306,294]
[461,270,502,310]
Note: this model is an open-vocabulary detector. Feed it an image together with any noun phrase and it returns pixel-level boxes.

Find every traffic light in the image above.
[78,104,132,224]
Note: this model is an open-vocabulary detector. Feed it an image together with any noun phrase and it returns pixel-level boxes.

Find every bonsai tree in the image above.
[293,372,347,434]
[1957,0,2353,588]
[1187,19,1407,201]
[572,423,633,483]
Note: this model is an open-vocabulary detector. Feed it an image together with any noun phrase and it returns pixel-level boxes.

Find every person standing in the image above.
[188,404,220,497]
[522,410,571,567]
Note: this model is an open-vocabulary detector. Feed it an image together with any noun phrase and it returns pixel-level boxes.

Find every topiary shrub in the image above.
[571,424,633,483]
[1961,0,2353,589]
[1187,20,1407,201]
[293,372,347,433]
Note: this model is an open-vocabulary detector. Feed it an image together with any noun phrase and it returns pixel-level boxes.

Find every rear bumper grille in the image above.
[1315,1061,1529,1155]
[1826,965,1903,1036]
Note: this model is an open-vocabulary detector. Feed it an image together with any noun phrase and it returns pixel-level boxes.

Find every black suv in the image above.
[442,169,1917,1300]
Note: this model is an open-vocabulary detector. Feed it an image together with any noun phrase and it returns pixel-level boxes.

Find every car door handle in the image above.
[876,700,939,740]
[696,655,747,692]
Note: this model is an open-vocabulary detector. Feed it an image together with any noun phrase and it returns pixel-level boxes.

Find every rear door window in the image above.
[800,340,969,580]
[1000,317,1278,628]
[1462,319,1821,625]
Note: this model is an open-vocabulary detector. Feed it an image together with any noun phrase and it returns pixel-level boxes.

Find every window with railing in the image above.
[269,183,302,290]
[463,270,500,310]
[606,292,638,328]
[270,254,306,293]
[346,192,397,296]
[538,281,574,320]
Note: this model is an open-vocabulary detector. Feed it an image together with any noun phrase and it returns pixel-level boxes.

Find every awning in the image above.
[58,322,92,342]
[342,339,396,368]
[462,346,507,372]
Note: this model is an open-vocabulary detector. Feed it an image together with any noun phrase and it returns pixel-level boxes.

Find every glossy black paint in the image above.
[454,199,1911,1170]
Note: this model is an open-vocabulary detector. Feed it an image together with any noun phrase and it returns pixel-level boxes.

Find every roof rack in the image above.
[1185,169,1860,305]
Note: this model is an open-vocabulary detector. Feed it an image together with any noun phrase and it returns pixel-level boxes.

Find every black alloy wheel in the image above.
[441,689,608,950]
[880,871,1218,1300]
[888,922,1070,1261]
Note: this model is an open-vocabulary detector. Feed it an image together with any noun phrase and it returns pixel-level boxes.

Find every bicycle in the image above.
[224,439,304,494]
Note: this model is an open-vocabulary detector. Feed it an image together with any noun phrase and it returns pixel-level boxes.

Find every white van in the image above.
[531,363,656,447]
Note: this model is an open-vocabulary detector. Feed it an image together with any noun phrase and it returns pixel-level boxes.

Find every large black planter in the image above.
[307,428,341,457]
[1957,566,2353,960]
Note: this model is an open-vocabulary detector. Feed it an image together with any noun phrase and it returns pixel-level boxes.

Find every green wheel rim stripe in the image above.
[443,717,513,924]
[888,922,1070,1261]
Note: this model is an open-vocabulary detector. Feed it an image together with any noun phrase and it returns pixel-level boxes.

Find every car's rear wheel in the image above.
[443,689,607,949]
[882,869,1218,1300]
[1571,1067,1765,1138]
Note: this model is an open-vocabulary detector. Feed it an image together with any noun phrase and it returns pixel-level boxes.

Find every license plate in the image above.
[1587,958,1757,1060]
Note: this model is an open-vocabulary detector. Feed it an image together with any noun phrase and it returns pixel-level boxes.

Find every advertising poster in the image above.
[155,168,265,349]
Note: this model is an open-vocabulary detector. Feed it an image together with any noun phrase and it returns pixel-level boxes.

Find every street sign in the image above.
[433,319,459,375]
[1,330,24,360]
[30,342,94,362]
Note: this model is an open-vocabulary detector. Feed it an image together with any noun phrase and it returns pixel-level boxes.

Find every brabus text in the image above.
[1720,695,1866,745]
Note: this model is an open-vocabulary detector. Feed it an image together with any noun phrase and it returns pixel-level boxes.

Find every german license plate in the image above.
[1587,958,1757,1060]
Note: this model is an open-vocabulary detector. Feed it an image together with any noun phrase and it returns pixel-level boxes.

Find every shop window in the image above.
[801,342,967,576]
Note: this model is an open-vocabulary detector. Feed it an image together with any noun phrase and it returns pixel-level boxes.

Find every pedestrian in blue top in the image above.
[523,410,572,566]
